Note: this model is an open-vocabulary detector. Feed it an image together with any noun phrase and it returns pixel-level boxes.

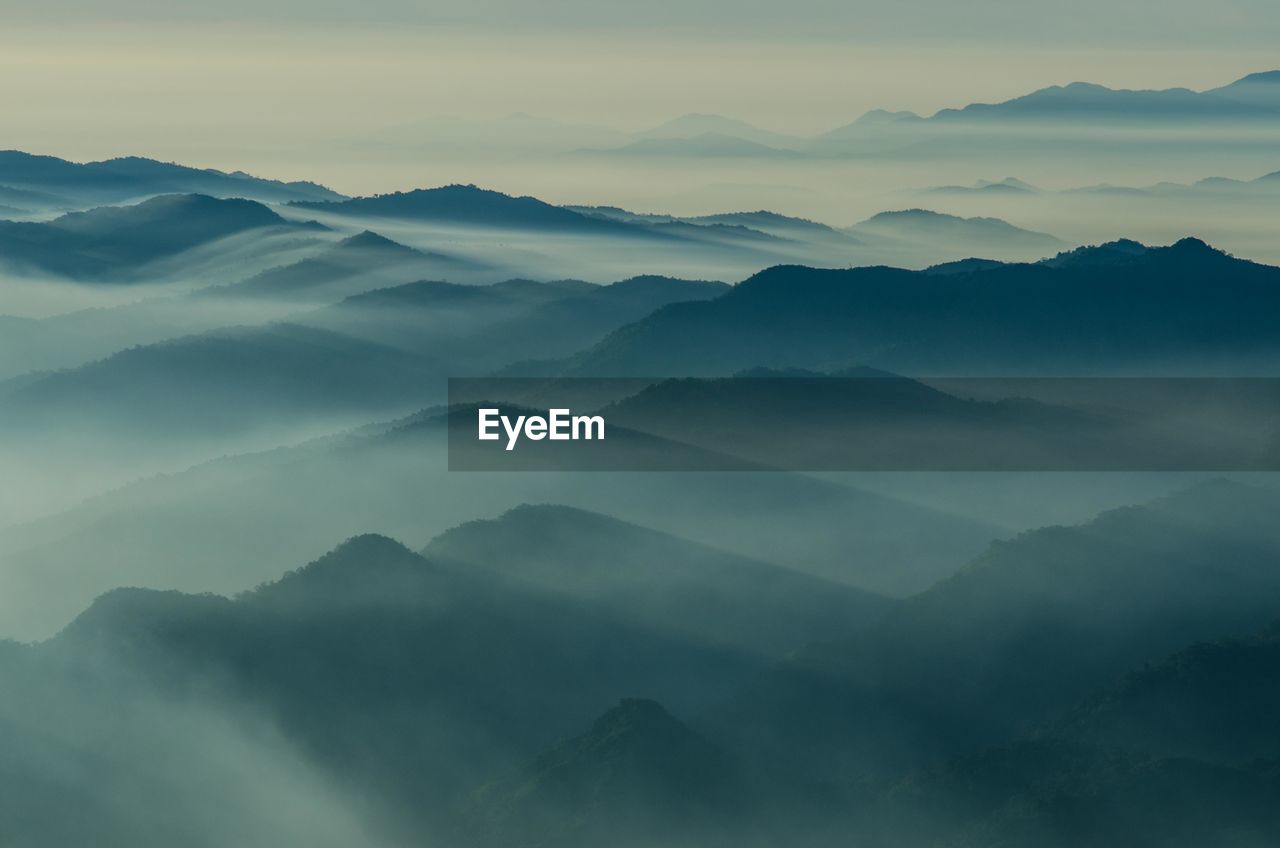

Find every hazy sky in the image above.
[1,2,1277,195]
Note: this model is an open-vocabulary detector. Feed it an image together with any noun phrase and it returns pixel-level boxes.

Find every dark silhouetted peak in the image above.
[1040,238,1150,267]
[0,193,299,278]
[864,208,953,223]
[1164,236,1223,257]
[336,230,416,254]
[858,108,921,124]
[925,257,1007,275]
[490,277,596,299]
[852,209,1064,249]
[246,534,435,609]
[1104,237,1148,252]
[54,587,237,648]
[90,156,210,177]
[326,532,419,560]
[55,193,285,233]
[289,184,635,233]
[1062,236,1238,269]
[0,151,343,203]
[429,503,637,558]
[602,274,728,299]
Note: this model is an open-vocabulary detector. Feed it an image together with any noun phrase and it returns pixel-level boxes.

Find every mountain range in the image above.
[557,237,1280,375]
[3,136,1280,848]
[289,184,660,235]
[0,150,343,212]
[557,71,1280,160]
[827,70,1280,134]
[707,480,1280,779]
[7,480,1280,847]
[0,193,318,280]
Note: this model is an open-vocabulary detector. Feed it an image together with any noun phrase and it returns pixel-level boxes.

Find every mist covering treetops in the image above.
[0,194,315,279]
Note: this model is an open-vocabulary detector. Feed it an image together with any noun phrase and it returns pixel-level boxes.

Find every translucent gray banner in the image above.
[447,376,1280,471]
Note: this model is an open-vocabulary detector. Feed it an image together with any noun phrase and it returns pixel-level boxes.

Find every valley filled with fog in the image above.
[3,66,1280,847]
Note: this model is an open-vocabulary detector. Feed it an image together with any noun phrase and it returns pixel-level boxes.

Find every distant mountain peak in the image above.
[857,108,921,123]
[289,184,643,233]
[1040,238,1150,267]
[0,150,344,206]
[246,533,431,606]
[854,209,1063,247]
[1058,81,1112,93]
[1166,235,1220,254]
[1057,236,1235,266]
[1231,70,1280,85]
[325,532,418,561]
[54,587,235,647]
[927,74,1280,122]
[863,208,956,223]
[336,229,416,253]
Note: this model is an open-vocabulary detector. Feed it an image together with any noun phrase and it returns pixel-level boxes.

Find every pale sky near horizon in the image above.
[1,2,1277,196]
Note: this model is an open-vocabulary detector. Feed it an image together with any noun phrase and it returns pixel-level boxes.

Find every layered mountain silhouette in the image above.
[563,202,1052,264]
[585,369,1267,472]
[11,479,1280,847]
[821,70,1280,134]
[545,71,1280,160]
[567,206,856,244]
[0,150,343,211]
[33,533,774,831]
[199,230,469,304]
[710,480,1280,783]
[0,232,438,379]
[1068,167,1280,198]
[425,504,889,657]
[848,208,1064,255]
[0,411,996,638]
[305,274,727,367]
[930,81,1280,123]
[0,194,313,279]
[1203,69,1280,110]
[4,135,1280,848]
[289,184,659,235]
[0,322,435,439]
[563,237,1280,374]
[0,272,731,470]
[925,176,1041,195]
